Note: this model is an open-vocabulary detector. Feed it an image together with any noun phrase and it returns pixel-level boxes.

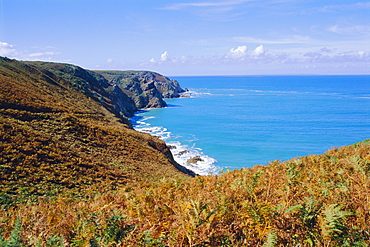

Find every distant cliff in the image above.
[96,70,185,109]
[27,62,185,125]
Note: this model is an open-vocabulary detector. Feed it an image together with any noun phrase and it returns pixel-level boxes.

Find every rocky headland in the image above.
[0,56,195,204]
[27,61,185,124]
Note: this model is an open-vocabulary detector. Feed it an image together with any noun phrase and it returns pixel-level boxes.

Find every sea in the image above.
[131,75,370,175]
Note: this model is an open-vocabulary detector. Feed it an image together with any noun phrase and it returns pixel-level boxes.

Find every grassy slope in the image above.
[0,57,190,206]
[1,57,370,246]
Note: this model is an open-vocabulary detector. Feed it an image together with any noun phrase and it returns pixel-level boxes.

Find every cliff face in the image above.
[28,63,184,122]
[0,57,193,204]
[96,70,185,109]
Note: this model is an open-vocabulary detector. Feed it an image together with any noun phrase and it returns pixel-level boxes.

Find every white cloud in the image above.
[253,44,265,56]
[26,51,60,62]
[181,56,188,62]
[162,0,254,10]
[0,43,62,61]
[161,0,255,21]
[227,45,247,58]
[357,50,368,59]
[160,51,169,62]
[29,51,57,57]
[320,47,334,53]
[0,42,17,57]
[145,51,170,64]
[233,35,314,45]
[320,2,370,12]
[300,48,370,64]
[106,58,113,63]
[328,24,370,35]
[140,45,369,75]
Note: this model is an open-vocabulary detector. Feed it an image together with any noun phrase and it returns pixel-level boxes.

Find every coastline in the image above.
[131,108,221,176]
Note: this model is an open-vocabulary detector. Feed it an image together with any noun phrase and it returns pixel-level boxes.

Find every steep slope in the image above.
[0,57,192,206]
[96,70,185,109]
[30,61,138,122]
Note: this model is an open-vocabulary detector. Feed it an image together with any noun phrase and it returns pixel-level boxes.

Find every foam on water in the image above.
[167,141,220,175]
[128,75,370,171]
[183,90,213,97]
[131,112,220,175]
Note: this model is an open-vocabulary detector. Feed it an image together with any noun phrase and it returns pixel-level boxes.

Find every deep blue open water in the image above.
[131,75,370,175]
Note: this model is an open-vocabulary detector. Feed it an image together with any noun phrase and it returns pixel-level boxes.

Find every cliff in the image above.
[0,57,193,206]
[96,70,185,109]
[28,62,185,122]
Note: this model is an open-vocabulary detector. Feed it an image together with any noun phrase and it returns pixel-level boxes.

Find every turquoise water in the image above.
[132,75,370,174]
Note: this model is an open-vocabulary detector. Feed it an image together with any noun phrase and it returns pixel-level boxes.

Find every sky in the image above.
[0,0,369,76]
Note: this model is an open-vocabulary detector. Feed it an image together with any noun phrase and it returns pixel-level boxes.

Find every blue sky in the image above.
[0,0,369,75]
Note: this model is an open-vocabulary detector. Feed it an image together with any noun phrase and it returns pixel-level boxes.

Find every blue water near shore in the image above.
[131,75,370,175]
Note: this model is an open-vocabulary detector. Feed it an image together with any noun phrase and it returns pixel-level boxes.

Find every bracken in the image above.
[1,57,369,246]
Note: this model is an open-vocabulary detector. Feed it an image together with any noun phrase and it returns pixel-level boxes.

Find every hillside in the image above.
[97,70,185,109]
[0,57,193,206]
[0,57,370,246]
[28,61,185,119]
[1,140,369,246]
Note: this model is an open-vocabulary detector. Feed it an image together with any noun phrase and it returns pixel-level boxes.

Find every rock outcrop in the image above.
[186,156,204,165]
[96,70,185,109]
[28,62,184,125]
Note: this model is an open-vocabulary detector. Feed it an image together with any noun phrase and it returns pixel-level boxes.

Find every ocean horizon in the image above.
[132,75,370,175]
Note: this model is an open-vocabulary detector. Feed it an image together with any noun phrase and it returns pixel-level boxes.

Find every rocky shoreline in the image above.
[1,57,197,177]
[168,146,205,169]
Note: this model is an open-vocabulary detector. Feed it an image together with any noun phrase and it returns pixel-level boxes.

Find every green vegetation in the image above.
[1,57,369,246]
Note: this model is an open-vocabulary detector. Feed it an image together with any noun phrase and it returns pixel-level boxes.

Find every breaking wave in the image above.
[131,113,220,175]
